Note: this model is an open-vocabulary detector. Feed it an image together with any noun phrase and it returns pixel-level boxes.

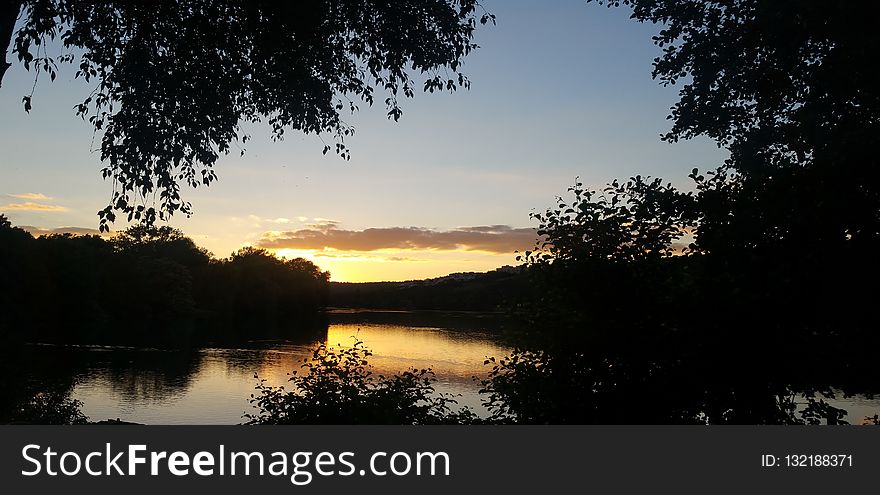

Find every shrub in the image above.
[12,390,89,425]
[245,340,478,425]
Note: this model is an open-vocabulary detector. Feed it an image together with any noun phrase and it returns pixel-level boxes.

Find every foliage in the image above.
[112,224,211,265]
[522,175,696,265]
[245,340,478,424]
[11,390,88,425]
[591,0,880,157]
[4,0,494,230]
[199,247,329,318]
[483,165,880,423]
[590,0,880,251]
[0,220,329,344]
[479,346,860,425]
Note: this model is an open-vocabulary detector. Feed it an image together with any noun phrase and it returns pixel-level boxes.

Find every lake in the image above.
[44,310,517,424]
[12,309,880,424]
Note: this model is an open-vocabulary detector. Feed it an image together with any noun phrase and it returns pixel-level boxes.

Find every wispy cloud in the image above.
[2,202,67,212]
[8,192,51,200]
[257,224,538,254]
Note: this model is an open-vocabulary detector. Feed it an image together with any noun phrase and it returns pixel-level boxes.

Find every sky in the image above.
[0,0,727,282]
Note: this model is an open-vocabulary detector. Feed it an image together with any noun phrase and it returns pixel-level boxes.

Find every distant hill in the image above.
[328,265,529,311]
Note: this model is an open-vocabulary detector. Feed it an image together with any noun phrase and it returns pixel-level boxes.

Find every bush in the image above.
[12,390,89,425]
[245,340,479,425]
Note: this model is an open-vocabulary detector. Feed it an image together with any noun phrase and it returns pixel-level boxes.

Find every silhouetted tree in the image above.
[590,0,880,254]
[475,171,875,424]
[0,218,330,344]
[3,0,495,230]
[113,224,211,270]
[523,176,695,264]
[201,247,329,319]
[0,214,38,336]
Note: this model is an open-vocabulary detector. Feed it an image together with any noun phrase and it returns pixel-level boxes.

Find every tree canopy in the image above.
[0,218,330,344]
[592,0,879,160]
[2,0,494,230]
[591,0,880,252]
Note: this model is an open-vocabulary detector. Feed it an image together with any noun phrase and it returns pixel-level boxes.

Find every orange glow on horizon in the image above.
[271,247,520,282]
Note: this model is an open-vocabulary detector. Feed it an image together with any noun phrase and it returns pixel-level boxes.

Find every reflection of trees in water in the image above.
[82,319,330,402]
[210,346,316,380]
[0,319,331,422]
[6,316,878,424]
[0,345,202,407]
[1,344,97,422]
[86,350,202,402]
[0,347,73,422]
[207,318,330,378]
[479,335,880,425]
[204,314,329,347]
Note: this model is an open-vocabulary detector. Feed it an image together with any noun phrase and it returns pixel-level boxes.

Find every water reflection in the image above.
[68,311,513,424]
[16,310,876,424]
[75,349,201,401]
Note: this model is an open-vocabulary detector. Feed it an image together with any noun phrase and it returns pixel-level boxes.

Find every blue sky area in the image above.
[0,0,727,281]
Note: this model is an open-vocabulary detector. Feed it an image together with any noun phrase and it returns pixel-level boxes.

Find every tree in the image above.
[590,0,880,341]
[112,223,211,270]
[3,0,495,230]
[590,0,880,251]
[523,175,695,265]
[199,246,330,317]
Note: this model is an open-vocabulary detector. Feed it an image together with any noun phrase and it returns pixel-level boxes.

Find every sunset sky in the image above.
[0,0,726,282]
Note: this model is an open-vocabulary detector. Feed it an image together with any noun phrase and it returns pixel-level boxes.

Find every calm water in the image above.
[61,310,514,424]
[16,310,880,424]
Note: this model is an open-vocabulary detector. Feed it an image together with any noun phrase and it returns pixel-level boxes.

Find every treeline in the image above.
[328,267,530,312]
[0,219,329,345]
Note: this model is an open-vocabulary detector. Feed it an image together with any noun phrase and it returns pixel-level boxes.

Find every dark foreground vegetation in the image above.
[247,341,479,425]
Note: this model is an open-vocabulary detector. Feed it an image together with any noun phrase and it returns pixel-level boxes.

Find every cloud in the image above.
[2,202,67,212]
[257,224,538,254]
[22,225,105,237]
[305,219,340,230]
[8,193,51,200]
